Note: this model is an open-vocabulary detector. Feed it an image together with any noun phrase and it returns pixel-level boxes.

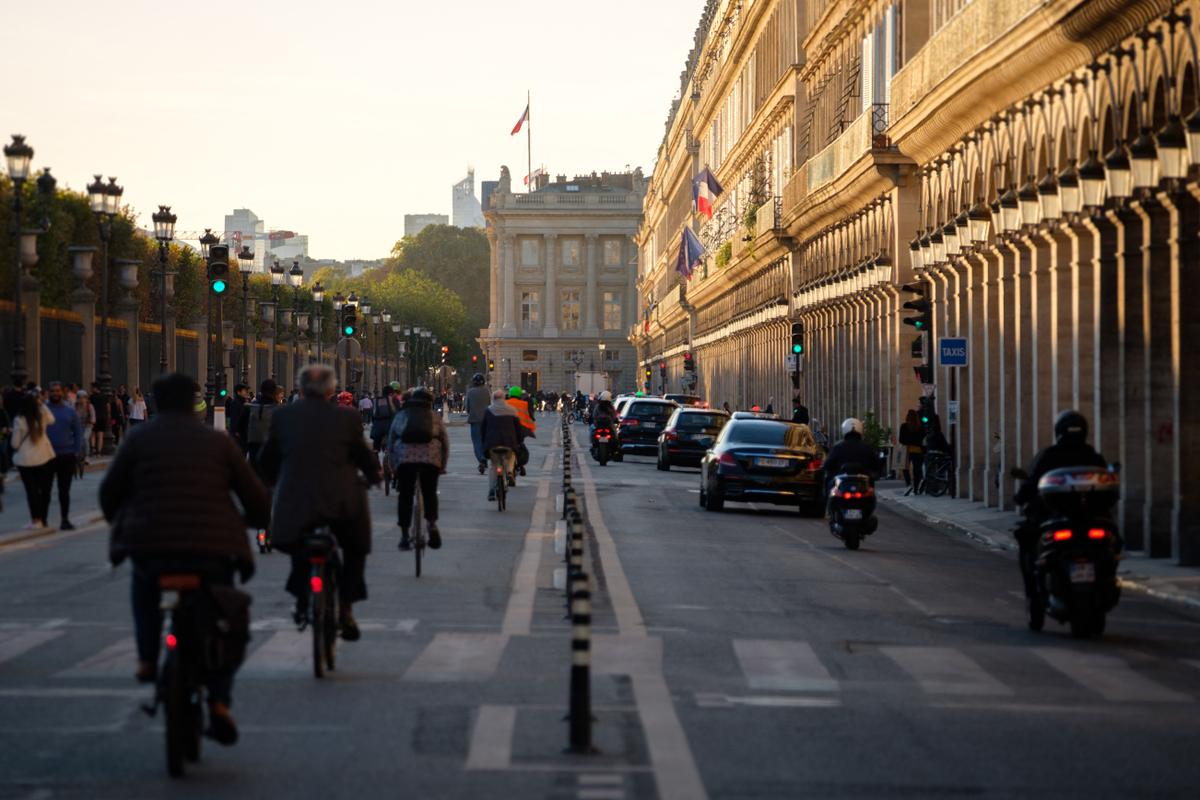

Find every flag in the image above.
[692,167,724,219]
[675,227,705,281]
[523,167,546,186]
[511,103,529,135]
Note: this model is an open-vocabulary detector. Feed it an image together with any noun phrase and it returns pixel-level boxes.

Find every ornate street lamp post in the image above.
[381,311,392,385]
[86,174,123,399]
[5,134,35,388]
[288,260,304,378]
[269,260,285,378]
[198,229,220,405]
[311,281,325,365]
[236,245,254,384]
[332,291,345,384]
[151,206,177,375]
[360,296,372,393]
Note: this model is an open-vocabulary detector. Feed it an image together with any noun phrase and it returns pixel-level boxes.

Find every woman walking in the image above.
[75,391,95,468]
[128,388,148,426]
[10,393,56,529]
[387,388,450,552]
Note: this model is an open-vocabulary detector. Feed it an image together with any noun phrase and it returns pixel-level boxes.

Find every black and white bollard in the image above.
[566,575,595,754]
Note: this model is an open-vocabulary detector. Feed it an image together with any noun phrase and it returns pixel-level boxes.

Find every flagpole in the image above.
[526,89,532,194]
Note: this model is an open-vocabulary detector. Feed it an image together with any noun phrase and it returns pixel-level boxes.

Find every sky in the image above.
[3,0,701,260]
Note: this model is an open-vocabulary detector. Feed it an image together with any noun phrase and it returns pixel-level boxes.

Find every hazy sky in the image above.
[3,0,700,259]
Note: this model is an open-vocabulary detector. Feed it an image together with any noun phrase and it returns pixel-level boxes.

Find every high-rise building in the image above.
[404,213,449,237]
[267,231,309,262]
[452,169,485,229]
[223,208,266,272]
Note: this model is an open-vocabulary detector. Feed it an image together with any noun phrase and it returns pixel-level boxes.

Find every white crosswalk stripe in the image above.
[0,629,64,667]
[404,633,508,682]
[56,637,137,678]
[733,639,838,692]
[1035,648,1191,703]
[241,630,317,675]
[880,646,1013,696]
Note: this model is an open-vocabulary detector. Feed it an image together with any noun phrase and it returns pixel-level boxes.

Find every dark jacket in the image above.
[591,400,617,428]
[100,412,269,575]
[822,432,880,480]
[1015,437,1108,508]
[465,385,492,424]
[47,400,83,457]
[257,397,380,555]
[481,407,523,451]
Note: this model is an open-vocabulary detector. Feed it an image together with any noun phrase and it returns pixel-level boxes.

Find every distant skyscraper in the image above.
[223,208,266,271]
[404,213,449,237]
[452,169,485,229]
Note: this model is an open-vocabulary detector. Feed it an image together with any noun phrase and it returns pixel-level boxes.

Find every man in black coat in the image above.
[258,365,381,640]
[100,372,269,745]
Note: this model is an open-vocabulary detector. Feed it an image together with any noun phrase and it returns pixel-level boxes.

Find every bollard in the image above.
[567,510,584,574]
[562,486,577,520]
[566,575,595,754]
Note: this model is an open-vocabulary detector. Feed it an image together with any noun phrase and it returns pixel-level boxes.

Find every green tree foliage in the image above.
[313,268,467,353]
[388,224,488,336]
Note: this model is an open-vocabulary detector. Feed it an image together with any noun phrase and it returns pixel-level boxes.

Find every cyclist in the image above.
[258,365,380,642]
[481,390,522,502]
[369,385,398,456]
[387,387,449,551]
[505,387,536,477]
[100,372,269,745]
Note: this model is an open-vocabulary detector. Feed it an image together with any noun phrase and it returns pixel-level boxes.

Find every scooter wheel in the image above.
[843,530,860,550]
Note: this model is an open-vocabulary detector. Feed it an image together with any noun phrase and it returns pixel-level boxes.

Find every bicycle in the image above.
[301,528,340,678]
[920,450,953,497]
[489,447,513,512]
[410,482,426,577]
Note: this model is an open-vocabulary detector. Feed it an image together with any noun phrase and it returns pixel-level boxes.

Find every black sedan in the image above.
[699,418,825,514]
[656,408,729,470]
[616,399,678,455]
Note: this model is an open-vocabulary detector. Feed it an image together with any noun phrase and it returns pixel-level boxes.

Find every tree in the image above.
[388,224,489,333]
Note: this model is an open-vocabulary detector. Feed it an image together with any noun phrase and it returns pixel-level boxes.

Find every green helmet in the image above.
[508,386,523,398]
[635,391,645,397]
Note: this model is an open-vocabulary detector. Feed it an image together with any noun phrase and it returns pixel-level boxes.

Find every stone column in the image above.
[997,242,1020,511]
[1065,222,1096,421]
[543,233,559,337]
[980,249,1002,507]
[1174,187,1200,565]
[1082,215,1120,460]
[501,235,516,334]
[1138,200,1174,558]
[626,237,638,335]
[69,245,98,390]
[1111,207,1146,552]
[488,228,500,333]
[966,254,986,502]
[584,234,599,335]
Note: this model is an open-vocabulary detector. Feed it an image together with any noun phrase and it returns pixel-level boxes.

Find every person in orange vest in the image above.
[505,387,535,477]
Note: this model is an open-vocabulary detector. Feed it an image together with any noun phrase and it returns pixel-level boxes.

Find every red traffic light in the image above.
[441,345,449,354]
[659,361,666,369]
[471,355,478,363]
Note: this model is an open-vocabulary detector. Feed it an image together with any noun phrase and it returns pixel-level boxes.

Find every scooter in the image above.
[591,426,613,466]
[827,472,877,550]
[1011,465,1122,638]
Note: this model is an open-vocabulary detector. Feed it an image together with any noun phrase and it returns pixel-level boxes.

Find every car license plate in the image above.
[598,436,610,443]
[644,423,658,431]
[1069,561,1096,584]
[755,457,789,468]
[843,508,863,520]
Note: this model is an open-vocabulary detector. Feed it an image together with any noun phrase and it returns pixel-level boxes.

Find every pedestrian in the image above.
[238,379,279,474]
[89,384,108,455]
[225,384,249,450]
[10,392,56,529]
[465,373,491,472]
[792,400,810,425]
[358,393,374,425]
[898,409,926,492]
[45,382,84,530]
[128,388,148,426]
[387,387,449,551]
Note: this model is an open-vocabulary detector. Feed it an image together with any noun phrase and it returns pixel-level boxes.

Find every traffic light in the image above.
[914,364,933,385]
[488,359,495,371]
[910,335,923,360]
[644,366,652,380]
[208,244,229,295]
[659,360,667,379]
[790,322,804,356]
[342,306,357,337]
[471,355,478,365]
[683,351,695,372]
[901,282,931,332]
[440,345,449,365]
[918,394,938,428]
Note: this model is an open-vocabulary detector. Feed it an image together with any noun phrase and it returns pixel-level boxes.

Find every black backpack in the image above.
[399,405,434,444]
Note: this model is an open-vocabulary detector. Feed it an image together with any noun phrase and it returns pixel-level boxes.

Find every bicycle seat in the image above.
[158,574,202,591]
[302,529,338,557]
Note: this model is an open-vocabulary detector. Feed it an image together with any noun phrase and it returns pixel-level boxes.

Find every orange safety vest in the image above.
[506,398,536,434]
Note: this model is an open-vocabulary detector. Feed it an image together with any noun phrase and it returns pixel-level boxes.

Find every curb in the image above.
[0,513,106,549]
[878,493,1200,615]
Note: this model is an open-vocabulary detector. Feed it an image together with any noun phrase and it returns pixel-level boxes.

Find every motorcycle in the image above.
[1011,465,1122,638]
[827,470,877,550]
[591,426,613,466]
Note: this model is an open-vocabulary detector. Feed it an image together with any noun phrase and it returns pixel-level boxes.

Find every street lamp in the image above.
[86,174,123,405]
[151,205,177,374]
[312,281,325,364]
[359,297,371,391]
[269,260,285,378]
[381,311,392,386]
[237,245,254,383]
[5,134,35,388]
[288,261,304,377]
[198,229,220,404]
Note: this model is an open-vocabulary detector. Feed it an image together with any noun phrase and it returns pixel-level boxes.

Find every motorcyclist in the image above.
[822,418,880,490]
[590,391,617,433]
[1012,410,1110,601]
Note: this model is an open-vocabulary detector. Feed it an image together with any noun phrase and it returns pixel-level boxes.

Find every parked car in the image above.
[616,398,679,456]
[664,393,704,407]
[657,408,730,470]
[699,418,825,514]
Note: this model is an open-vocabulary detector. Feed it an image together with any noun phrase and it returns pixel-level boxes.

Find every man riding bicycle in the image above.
[387,387,449,551]
[100,372,269,746]
[481,390,523,502]
[258,365,380,641]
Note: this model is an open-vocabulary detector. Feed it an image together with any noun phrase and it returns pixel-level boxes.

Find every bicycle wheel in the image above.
[323,565,338,671]
[413,487,424,578]
[163,653,186,777]
[311,578,325,679]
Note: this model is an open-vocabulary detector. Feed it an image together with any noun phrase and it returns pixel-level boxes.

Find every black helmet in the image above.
[472,373,484,385]
[1054,409,1088,442]
[409,387,434,405]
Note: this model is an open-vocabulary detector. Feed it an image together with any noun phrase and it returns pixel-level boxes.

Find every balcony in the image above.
[495,192,642,210]
[807,104,890,194]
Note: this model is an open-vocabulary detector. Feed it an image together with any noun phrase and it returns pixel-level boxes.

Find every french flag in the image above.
[692,167,723,220]
[675,227,705,281]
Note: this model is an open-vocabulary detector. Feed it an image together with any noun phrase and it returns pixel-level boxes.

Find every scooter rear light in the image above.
[310,575,324,594]
[1087,528,1108,540]
[165,633,178,650]
[1052,529,1073,541]
[842,491,853,499]
[808,458,824,471]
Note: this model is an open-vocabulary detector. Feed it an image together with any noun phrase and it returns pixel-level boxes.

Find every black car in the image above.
[699,418,825,514]
[657,408,729,470]
[617,399,679,455]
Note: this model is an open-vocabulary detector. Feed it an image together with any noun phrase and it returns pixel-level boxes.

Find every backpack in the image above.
[372,396,395,422]
[399,405,434,444]
[245,403,275,446]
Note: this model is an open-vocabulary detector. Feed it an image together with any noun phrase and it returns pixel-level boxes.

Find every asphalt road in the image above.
[0,420,1198,799]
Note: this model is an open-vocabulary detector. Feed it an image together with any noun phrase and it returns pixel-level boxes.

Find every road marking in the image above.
[0,629,63,667]
[1035,648,1191,703]
[465,704,516,770]
[404,632,507,682]
[580,774,624,785]
[694,692,841,708]
[733,639,839,692]
[56,637,136,677]
[880,646,1013,696]
[241,630,314,675]
[578,790,624,800]
[0,687,146,699]
[500,474,551,636]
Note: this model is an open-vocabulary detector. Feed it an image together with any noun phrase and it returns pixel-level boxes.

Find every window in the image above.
[522,349,539,362]
[602,291,622,331]
[603,239,623,266]
[604,349,620,363]
[520,290,540,326]
[561,239,581,267]
[561,289,581,331]
[520,239,539,266]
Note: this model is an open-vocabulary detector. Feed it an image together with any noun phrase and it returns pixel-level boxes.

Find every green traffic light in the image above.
[219,388,228,398]
[921,415,930,424]
[915,321,925,329]
[792,344,803,354]
[344,325,354,335]
[211,279,227,294]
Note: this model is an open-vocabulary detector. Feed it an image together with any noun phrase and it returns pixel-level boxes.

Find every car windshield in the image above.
[676,413,727,432]
[627,402,675,422]
[725,420,817,450]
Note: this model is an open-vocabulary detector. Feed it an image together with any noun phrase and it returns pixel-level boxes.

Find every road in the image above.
[0,420,1198,799]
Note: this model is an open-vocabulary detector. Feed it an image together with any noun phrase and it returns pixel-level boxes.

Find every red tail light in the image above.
[807,458,824,471]
[842,491,853,499]
[595,428,611,436]
[663,431,677,441]
[1087,528,1108,540]
[1052,529,1073,541]
[310,575,324,594]
[718,452,738,467]
[165,633,178,650]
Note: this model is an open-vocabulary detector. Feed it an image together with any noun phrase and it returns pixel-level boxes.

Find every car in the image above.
[699,417,825,514]
[616,398,679,456]
[664,393,704,407]
[657,408,729,470]
[730,410,780,420]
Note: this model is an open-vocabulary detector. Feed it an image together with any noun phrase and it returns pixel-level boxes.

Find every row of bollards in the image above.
[560,412,595,755]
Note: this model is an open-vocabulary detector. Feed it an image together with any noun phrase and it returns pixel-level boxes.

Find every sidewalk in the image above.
[877,481,1200,612]
[0,457,111,548]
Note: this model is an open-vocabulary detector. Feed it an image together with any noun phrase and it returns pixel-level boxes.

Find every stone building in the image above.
[480,167,646,393]
[636,0,1199,565]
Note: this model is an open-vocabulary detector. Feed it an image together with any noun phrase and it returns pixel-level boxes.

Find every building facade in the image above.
[637,0,1199,564]
[223,208,267,272]
[453,169,485,229]
[404,213,449,237]
[481,167,646,393]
